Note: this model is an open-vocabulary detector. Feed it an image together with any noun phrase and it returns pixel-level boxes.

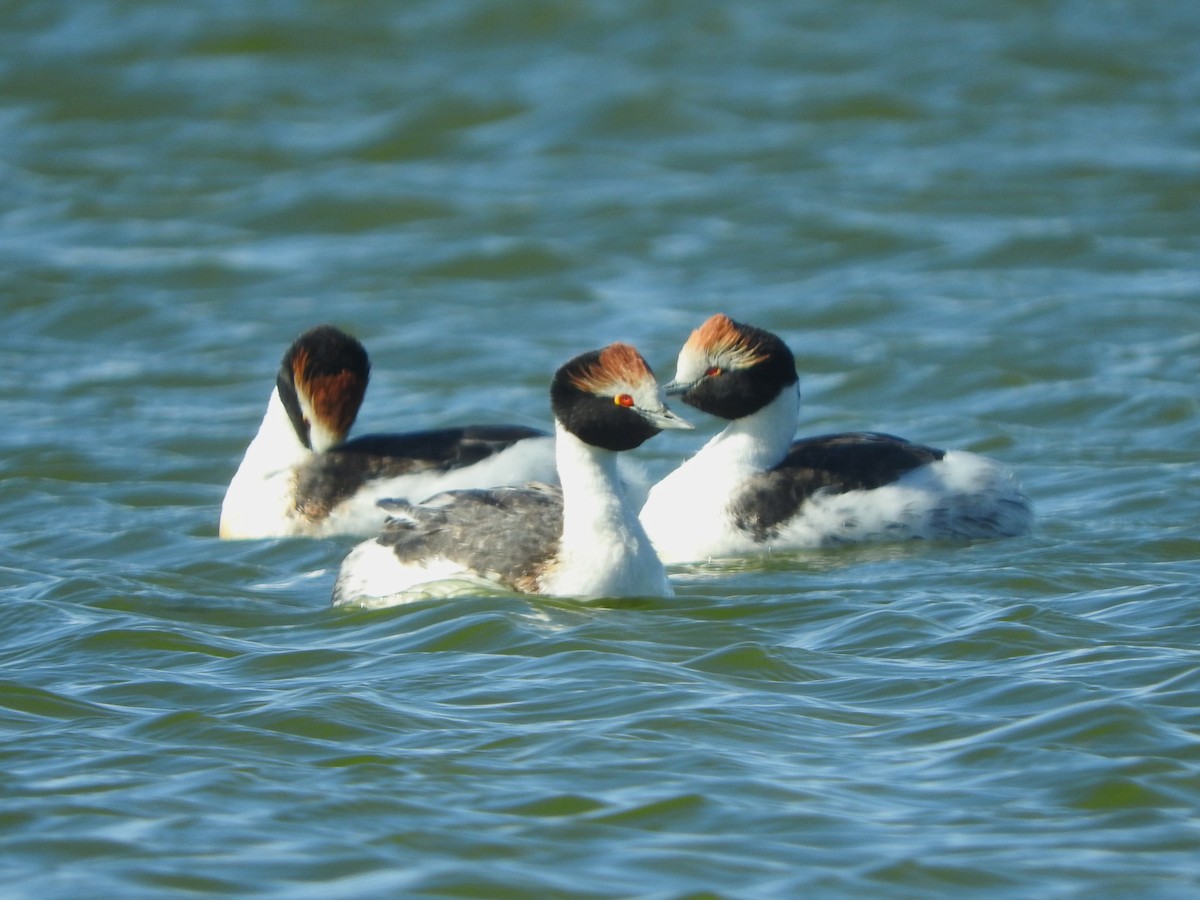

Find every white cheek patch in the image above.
[630,380,665,411]
[673,346,710,385]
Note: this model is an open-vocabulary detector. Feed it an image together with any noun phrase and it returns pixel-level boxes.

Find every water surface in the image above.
[2,1,1199,896]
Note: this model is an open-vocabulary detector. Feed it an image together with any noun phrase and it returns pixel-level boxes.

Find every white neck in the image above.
[545,422,671,598]
[689,384,800,474]
[238,387,311,473]
[219,387,312,538]
[638,385,799,562]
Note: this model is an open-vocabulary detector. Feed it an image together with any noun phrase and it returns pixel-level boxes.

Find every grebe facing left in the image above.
[333,342,692,608]
[219,325,556,539]
[640,314,1033,563]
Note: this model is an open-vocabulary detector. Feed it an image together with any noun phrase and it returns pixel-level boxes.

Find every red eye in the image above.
[615,393,634,407]
[705,366,722,377]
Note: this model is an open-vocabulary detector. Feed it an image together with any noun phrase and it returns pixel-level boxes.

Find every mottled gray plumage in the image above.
[375,483,564,592]
[730,432,944,542]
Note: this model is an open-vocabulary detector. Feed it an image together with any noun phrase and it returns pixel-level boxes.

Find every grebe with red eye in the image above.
[220,325,559,539]
[333,343,692,607]
[639,314,1033,563]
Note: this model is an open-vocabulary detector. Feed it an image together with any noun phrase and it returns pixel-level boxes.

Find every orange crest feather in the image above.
[293,346,366,437]
[569,342,652,395]
[307,371,366,436]
[686,314,769,368]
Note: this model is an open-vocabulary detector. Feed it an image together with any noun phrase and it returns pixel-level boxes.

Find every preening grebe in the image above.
[220,325,557,539]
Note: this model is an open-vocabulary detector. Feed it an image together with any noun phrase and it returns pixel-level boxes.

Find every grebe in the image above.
[639,314,1033,563]
[220,325,557,539]
[333,342,692,607]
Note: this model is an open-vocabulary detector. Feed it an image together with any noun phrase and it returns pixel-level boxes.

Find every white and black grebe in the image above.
[333,343,692,607]
[640,314,1033,563]
[219,325,557,539]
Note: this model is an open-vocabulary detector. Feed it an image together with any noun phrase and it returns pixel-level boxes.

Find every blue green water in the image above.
[3,1,1199,896]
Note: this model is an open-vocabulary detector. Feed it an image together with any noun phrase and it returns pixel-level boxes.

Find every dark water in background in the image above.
[3,1,1200,896]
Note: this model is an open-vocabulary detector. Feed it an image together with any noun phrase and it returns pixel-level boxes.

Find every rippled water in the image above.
[3,1,1199,896]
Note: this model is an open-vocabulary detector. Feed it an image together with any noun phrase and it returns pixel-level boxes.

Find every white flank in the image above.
[332,540,484,608]
[771,450,1033,550]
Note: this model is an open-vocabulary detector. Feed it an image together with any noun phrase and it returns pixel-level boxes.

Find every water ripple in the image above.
[3,0,1200,896]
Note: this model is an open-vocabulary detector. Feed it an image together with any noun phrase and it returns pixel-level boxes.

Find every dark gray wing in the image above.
[730,432,944,541]
[292,425,548,520]
[376,484,564,592]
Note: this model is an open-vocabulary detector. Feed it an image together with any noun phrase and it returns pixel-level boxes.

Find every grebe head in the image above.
[664,314,798,421]
[551,342,692,451]
[277,325,370,453]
